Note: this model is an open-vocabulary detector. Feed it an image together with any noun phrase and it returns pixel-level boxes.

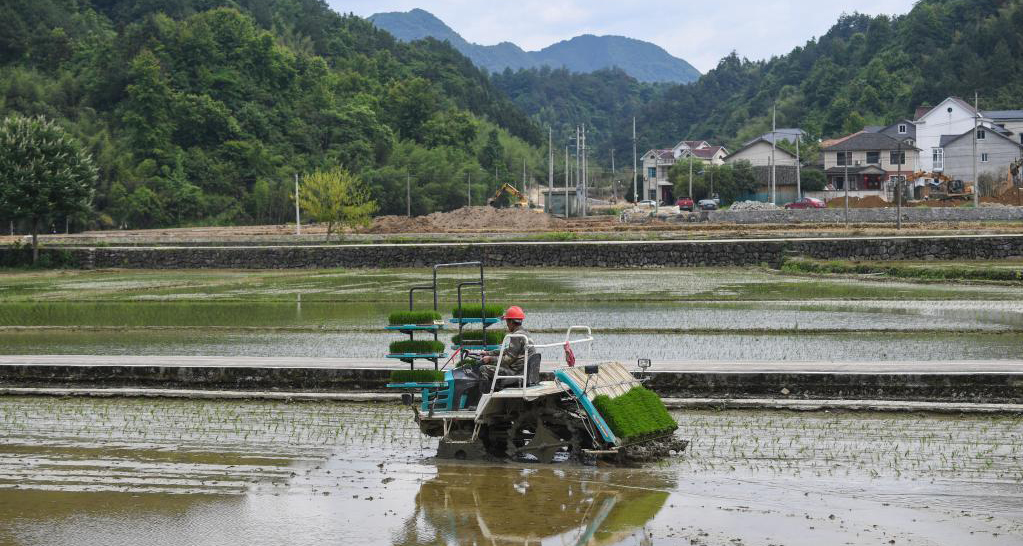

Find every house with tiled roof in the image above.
[639,140,729,203]
[939,127,1023,185]
[914,96,1010,173]
[821,131,919,197]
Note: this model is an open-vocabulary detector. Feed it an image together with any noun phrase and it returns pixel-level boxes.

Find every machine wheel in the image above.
[504,404,589,463]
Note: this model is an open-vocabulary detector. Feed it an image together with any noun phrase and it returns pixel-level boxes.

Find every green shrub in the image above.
[451,330,505,345]
[388,340,445,354]
[593,386,677,443]
[388,310,442,325]
[451,304,504,319]
[389,370,445,383]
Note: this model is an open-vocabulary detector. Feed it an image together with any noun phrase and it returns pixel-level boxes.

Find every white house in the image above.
[914,97,1006,173]
[639,140,728,203]
[724,137,799,167]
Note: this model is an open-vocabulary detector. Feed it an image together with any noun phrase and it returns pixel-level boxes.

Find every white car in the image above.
[637,200,657,207]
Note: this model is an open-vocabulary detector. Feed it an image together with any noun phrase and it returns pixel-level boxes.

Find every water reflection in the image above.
[393,464,671,546]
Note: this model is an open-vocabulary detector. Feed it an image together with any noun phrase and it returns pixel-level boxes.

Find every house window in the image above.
[977,129,986,140]
[982,153,989,162]
[836,152,850,166]
[890,151,906,165]
[898,124,907,134]
[866,151,880,165]
[932,148,944,170]
[647,167,656,180]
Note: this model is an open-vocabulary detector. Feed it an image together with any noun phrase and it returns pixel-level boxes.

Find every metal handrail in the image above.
[489,327,595,392]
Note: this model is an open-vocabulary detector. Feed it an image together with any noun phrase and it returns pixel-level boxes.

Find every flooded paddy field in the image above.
[1,329,1021,362]
[1,397,1021,545]
[0,266,1021,363]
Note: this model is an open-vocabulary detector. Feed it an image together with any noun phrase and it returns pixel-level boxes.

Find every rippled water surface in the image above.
[1,397,1021,546]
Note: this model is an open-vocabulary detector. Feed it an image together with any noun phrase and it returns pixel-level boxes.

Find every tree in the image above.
[0,115,97,263]
[298,168,377,241]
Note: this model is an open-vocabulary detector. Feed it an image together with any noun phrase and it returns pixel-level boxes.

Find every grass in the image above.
[451,330,504,345]
[388,340,445,355]
[389,370,445,383]
[593,386,678,443]
[450,304,505,319]
[388,310,441,325]
[783,257,1023,283]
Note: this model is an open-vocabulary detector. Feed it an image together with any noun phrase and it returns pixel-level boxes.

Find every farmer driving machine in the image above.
[386,262,685,464]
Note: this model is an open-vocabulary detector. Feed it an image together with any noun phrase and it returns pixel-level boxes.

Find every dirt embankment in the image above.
[826,196,891,208]
[364,206,567,233]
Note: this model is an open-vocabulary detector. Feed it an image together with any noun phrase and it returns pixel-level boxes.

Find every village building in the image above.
[640,140,727,203]
[939,127,1023,185]
[821,131,919,199]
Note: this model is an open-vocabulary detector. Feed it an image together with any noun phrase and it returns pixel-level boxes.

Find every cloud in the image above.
[330,1,916,72]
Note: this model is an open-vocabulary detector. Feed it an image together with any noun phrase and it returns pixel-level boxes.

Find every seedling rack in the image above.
[385,262,490,369]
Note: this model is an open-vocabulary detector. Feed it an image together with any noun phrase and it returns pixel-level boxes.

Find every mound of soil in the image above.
[826,195,891,208]
[365,206,566,233]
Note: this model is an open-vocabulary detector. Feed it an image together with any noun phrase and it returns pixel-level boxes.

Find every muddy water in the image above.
[1,397,1021,545]
[2,329,1021,362]
[1,299,1020,330]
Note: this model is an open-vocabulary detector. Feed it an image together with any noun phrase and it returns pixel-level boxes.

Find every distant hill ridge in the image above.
[368,8,701,84]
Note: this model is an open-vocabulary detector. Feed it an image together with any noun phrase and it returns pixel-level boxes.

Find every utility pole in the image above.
[294,173,301,236]
[582,124,588,216]
[844,160,850,227]
[522,157,527,203]
[575,126,581,215]
[771,104,777,204]
[548,127,553,212]
[564,146,570,217]
[896,142,903,230]
[632,117,638,206]
[467,172,471,207]
[610,148,616,201]
[973,91,980,207]
[795,132,802,200]
[406,172,411,218]
[688,145,694,201]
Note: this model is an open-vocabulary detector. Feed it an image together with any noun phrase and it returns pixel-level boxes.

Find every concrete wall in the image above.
[6,234,1022,269]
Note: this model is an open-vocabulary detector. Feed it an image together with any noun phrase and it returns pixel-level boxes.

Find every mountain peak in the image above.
[369,9,700,83]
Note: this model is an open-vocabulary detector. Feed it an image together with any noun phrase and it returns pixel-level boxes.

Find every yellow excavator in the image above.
[907,171,973,201]
[488,183,529,208]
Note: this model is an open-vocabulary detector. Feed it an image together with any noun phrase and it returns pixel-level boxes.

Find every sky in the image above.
[329,1,916,73]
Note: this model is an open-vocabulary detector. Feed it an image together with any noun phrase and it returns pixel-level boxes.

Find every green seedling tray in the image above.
[385,324,443,331]
[451,344,500,351]
[448,317,501,325]
[386,353,447,359]
[386,382,448,389]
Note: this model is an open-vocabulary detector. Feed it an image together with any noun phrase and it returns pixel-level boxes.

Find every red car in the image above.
[784,197,826,209]
[676,197,694,211]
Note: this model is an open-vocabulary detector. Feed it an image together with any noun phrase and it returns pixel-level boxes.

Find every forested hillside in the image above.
[369,9,701,84]
[492,0,1023,171]
[626,0,1023,158]
[0,0,545,228]
[491,67,668,159]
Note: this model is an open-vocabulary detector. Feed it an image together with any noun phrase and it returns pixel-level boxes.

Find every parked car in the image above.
[637,199,657,207]
[676,197,694,211]
[697,199,719,210]
[784,197,826,209]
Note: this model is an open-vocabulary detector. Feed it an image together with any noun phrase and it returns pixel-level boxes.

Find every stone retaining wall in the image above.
[708,206,1023,224]
[2,365,1020,402]
[7,234,1020,269]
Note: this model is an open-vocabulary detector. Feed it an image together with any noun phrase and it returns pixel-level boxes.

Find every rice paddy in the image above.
[0,266,1022,362]
[0,397,1020,545]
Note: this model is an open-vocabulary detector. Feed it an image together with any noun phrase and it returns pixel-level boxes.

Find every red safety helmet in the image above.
[502,306,525,321]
